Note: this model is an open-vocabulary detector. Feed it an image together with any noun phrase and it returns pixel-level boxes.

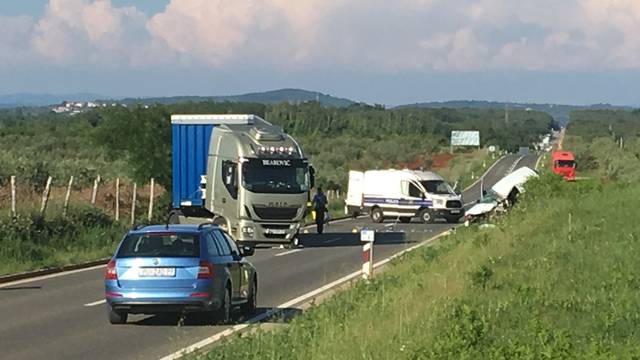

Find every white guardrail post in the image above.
[361,228,375,280]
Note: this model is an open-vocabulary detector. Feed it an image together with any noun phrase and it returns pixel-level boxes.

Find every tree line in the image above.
[0,101,554,194]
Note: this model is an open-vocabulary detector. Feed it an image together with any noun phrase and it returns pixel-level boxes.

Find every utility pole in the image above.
[505,104,509,124]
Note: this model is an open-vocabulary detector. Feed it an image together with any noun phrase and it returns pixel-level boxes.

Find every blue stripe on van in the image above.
[363,197,432,207]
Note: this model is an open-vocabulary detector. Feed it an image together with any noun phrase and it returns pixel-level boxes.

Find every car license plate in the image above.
[450,209,461,214]
[266,229,287,235]
[139,267,176,277]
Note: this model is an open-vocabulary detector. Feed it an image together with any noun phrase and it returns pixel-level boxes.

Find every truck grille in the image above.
[446,200,462,208]
[252,206,300,220]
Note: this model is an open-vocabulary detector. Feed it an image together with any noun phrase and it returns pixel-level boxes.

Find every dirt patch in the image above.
[431,153,454,169]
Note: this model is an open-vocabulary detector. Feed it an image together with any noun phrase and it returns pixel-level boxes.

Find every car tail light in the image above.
[197,260,213,279]
[105,260,118,280]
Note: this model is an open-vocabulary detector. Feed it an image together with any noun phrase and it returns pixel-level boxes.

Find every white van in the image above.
[345,169,464,223]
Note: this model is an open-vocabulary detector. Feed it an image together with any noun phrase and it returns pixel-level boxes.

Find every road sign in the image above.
[360,229,375,242]
[451,131,480,146]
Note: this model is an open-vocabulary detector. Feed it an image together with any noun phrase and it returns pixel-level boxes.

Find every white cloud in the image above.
[3,0,640,71]
[31,0,150,65]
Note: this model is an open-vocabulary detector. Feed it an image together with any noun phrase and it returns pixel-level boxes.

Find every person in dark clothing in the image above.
[312,187,328,234]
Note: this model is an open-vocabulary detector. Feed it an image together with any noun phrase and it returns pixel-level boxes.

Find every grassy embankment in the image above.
[196,172,640,359]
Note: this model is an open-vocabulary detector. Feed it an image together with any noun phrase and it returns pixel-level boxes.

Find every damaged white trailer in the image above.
[465,166,538,222]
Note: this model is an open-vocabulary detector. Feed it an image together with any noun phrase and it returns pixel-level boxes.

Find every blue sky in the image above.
[1,0,640,106]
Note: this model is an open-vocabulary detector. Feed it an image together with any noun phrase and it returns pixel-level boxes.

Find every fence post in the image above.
[115,177,120,221]
[63,176,74,218]
[10,175,16,217]
[148,178,155,222]
[91,175,101,205]
[361,229,375,280]
[40,176,53,215]
[131,182,137,226]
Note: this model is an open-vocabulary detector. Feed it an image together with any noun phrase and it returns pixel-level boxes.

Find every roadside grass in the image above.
[194,173,640,359]
[563,134,640,182]
[0,204,126,276]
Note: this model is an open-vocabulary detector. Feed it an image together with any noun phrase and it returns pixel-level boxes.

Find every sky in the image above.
[2,0,640,106]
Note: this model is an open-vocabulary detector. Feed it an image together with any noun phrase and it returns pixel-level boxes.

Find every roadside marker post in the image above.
[361,229,375,280]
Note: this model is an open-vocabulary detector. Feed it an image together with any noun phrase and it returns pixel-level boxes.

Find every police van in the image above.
[345,169,464,223]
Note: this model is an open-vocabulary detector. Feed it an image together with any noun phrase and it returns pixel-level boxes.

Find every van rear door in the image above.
[346,171,364,208]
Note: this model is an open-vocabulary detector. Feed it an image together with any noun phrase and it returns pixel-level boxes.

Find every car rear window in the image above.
[117,233,199,258]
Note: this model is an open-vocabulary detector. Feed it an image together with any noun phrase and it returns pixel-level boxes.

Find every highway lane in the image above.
[0,154,533,360]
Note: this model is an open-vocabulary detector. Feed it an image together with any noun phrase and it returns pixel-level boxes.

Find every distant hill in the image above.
[0,93,103,107]
[397,100,633,125]
[115,88,356,107]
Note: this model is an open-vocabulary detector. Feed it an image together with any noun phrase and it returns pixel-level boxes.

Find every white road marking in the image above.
[158,229,453,360]
[462,155,507,192]
[275,249,303,257]
[84,299,106,307]
[0,264,106,289]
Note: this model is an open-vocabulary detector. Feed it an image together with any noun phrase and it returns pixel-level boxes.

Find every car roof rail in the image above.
[132,223,146,231]
[198,222,216,230]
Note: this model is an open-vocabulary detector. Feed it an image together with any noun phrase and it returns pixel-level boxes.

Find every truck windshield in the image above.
[242,158,310,194]
[421,180,455,195]
[555,160,575,168]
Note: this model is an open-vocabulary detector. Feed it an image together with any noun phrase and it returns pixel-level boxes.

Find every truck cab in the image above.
[345,169,464,223]
[551,151,576,181]
[170,114,313,247]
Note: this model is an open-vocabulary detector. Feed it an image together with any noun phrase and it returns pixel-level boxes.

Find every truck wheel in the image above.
[400,217,411,223]
[371,207,384,223]
[168,210,181,224]
[108,307,128,325]
[420,209,434,224]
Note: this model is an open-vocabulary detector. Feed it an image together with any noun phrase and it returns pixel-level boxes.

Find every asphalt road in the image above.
[0,154,538,360]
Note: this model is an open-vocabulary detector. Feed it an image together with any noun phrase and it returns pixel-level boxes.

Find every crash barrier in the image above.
[361,229,375,279]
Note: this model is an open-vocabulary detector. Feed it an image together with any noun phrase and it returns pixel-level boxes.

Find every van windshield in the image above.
[117,233,199,258]
[421,180,455,195]
[242,158,310,194]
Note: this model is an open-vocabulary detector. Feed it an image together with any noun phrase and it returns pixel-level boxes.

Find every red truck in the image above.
[551,151,576,181]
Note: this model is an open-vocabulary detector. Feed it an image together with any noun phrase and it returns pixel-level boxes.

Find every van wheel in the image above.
[420,209,434,224]
[399,217,411,223]
[108,307,128,325]
[371,208,384,223]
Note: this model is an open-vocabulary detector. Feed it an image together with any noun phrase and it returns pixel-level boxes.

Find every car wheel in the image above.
[399,217,411,223]
[214,286,231,325]
[108,307,128,325]
[241,277,257,316]
[371,208,384,223]
[420,209,434,224]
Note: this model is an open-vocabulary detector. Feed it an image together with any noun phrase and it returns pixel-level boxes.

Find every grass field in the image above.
[195,173,640,359]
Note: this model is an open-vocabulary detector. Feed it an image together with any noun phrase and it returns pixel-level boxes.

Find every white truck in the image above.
[345,169,464,223]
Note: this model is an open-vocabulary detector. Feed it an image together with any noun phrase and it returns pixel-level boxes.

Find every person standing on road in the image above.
[312,187,328,234]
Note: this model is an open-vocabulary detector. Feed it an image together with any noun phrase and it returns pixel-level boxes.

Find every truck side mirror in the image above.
[309,165,316,189]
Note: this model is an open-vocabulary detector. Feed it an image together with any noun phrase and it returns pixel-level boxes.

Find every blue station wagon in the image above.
[104,224,257,324]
